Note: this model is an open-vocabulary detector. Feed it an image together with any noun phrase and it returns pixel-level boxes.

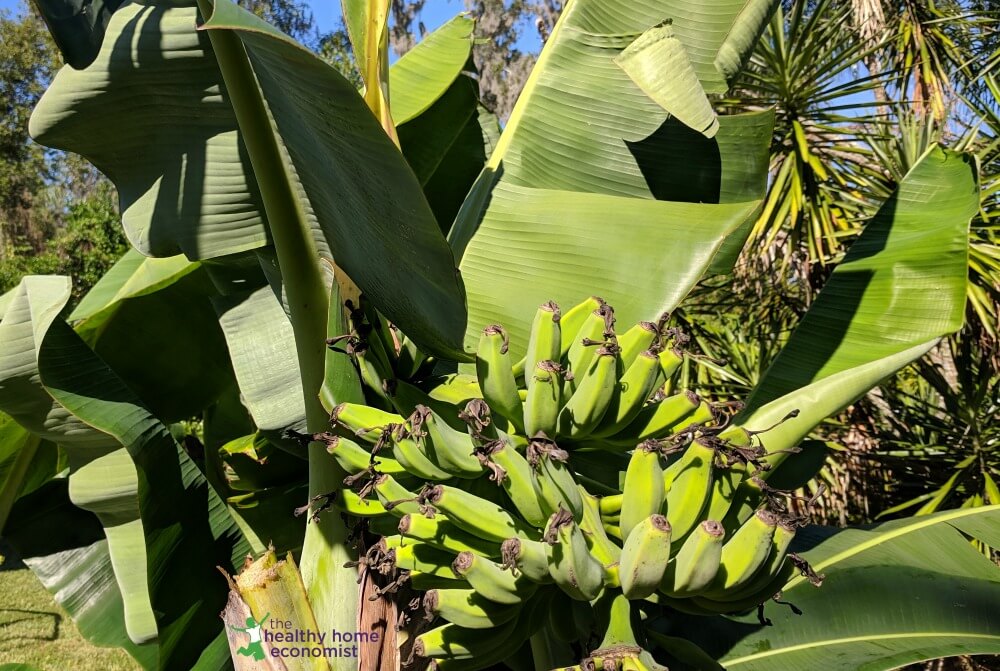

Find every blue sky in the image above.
[309,0,467,36]
[1,0,482,39]
[1,0,544,58]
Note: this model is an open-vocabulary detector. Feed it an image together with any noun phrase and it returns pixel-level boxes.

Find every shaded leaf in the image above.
[72,250,234,422]
[0,275,249,669]
[735,146,980,466]
[33,0,130,69]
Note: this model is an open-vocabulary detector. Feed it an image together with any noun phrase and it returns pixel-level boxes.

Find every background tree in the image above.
[0,2,59,255]
[0,1,126,302]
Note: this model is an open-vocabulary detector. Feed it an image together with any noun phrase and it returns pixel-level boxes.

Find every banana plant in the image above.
[0,0,996,670]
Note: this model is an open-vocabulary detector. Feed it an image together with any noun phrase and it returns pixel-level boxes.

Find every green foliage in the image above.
[0,2,59,252]
[0,185,127,303]
[317,21,362,88]
[0,0,996,670]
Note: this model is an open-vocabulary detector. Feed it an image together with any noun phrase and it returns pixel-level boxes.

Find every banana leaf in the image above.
[658,506,1000,670]
[391,14,493,230]
[30,0,468,359]
[31,0,129,68]
[69,249,234,422]
[0,275,250,669]
[450,0,779,353]
[389,14,475,126]
[736,146,980,467]
[0,413,61,531]
[3,479,158,669]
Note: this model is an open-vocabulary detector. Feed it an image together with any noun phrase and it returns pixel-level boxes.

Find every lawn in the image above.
[0,560,139,671]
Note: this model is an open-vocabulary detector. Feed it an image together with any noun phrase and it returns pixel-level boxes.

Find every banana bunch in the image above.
[305,297,820,670]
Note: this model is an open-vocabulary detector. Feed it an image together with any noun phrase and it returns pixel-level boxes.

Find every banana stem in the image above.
[597,593,640,650]
[195,0,357,654]
[231,550,330,671]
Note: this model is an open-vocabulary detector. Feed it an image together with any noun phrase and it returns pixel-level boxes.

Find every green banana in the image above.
[398,513,503,558]
[372,473,423,517]
[663,438,716,541]
[564,300,614,393]
[420,484,539,543]
[659,519,725,597]
[331,403,405,443]
[389,378,471,430]
[598,493,624,516]
[688,558,796,614]
[328,488,389,517]
[619,442,665,540]
[485,438,549,527]
[705,508,778,595]
[381,534,407,550]
[500,538,552,584]
[580,489,622,582]
[476,325,525,433]
[391,542,468,578]
[519,301,562,381]
[610,391,704,446]
[411,405,483,477]
[592,350,663,438]
[545,509,605,601]
[424,589,520,629]
[389,425,455,481]
[558,343,620,439]
[523,360,563,438]
[558,296,605,358]
[353,339,393,402]
[413,617,519,662]
[617,321,661,369]
[315,433,404,475]
[703,458,747,526]
[657,347,683,380]
[619,514,672,599]
[529,439,585,521]
[708,518,797,603]
[425,590,554,671]
[451,551,536,604]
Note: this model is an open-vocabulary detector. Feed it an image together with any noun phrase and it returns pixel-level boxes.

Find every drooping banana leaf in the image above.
[213,284,305,435]
[30,0,468,359]
[32,0,129,69]
[449,0,779,352]
[3,479,158,669]
[0,412,61,531]
[0,275,250,670]
[658,506,1000,670]
[69,249,234,422]
[735,146,979,468]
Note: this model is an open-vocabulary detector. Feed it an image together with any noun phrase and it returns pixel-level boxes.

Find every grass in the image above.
[0,564,139,671]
